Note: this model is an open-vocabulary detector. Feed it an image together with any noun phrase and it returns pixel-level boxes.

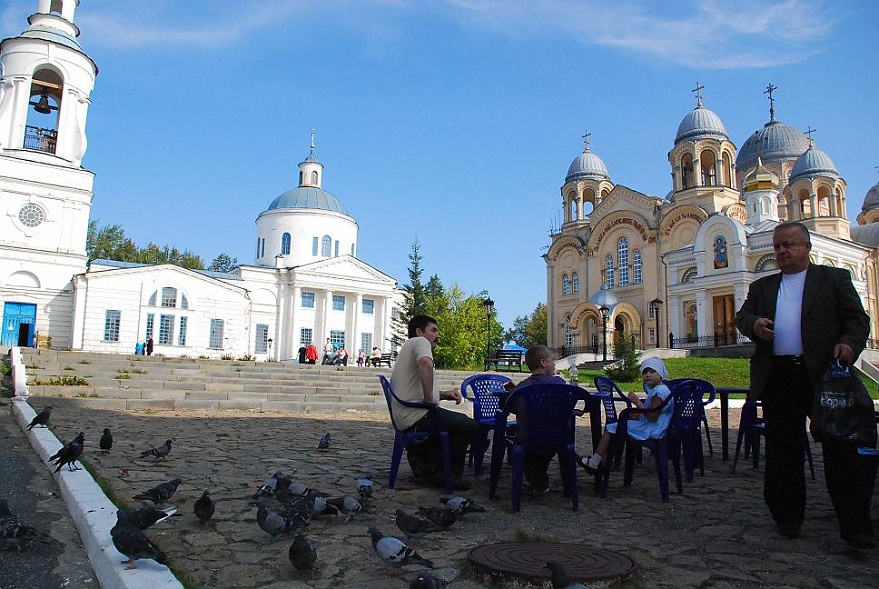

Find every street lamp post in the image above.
[599,305,609,362]
[483,298,494,364]
[649,298,663,348]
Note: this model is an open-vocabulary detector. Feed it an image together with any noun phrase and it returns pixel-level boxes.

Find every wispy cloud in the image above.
[64,0,835,68]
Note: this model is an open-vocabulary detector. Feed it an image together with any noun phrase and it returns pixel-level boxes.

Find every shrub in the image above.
[605,334,641,382]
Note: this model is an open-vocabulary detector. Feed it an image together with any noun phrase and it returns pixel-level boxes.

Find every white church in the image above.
[0,0,404,361]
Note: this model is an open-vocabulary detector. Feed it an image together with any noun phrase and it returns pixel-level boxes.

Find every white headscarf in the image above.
[639,356,668,378]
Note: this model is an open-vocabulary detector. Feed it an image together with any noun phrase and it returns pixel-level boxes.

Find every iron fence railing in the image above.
[24,125,56,154]
[670,333,750,349]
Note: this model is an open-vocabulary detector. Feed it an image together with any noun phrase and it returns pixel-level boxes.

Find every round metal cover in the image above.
[468,541,637,584]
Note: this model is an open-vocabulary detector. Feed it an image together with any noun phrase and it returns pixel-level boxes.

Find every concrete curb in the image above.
[11,397,183,589]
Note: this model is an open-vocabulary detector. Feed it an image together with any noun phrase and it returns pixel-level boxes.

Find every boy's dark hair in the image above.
[408,315,438,338]
[524,345,553,371]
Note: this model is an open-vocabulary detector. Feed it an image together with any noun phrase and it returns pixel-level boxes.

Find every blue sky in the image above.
[3,0,877,329]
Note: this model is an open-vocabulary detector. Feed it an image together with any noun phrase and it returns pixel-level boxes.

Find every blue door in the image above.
[1,302,37,347]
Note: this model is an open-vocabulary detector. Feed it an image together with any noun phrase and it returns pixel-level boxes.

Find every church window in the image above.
[618,238,629,286]
[103,310,121,342]
[605,256,615,288]
[321,235,331,256]
[362,299,375,314]
[311,171,319,185]
[159,314,175,345]
[180,294,188,310]
[146,314,154,338]
[312,237,318,256]
[301,292,315,309]
[361,333,373,353]
[700,149,716,186]
[25,70,61,155]
[332,294,346,311]
[562,274,571,296]
[564,313,574,347]
[570,199,579,221]
[208,319,224,349]
[260,238,265,258]
[330,330,346,348]
[256,237,261,258]
[18,204,45,228]
[300,328,313,346]
[148,292,157,306]
[255,324,269,354]
[633,250,643,284]
[299,171,304,185]
[681,267,698,283]
[722,152,732,186]
[281,233,291,255]
[681,154,694,188]
[178,316,188,346]
[334,240,339,257]
[572,273,580,295]
[161,287,177,308]
[755,255,777,272]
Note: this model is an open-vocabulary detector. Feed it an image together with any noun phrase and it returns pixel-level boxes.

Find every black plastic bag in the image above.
[810,360,877,448]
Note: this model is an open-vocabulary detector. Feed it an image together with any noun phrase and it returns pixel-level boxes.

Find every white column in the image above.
[287,284,300,357]
[353,294,362,353]
[323,289,333,341]
[695,291,709,340]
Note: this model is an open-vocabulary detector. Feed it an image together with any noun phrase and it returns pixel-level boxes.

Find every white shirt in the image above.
[773,269,806,355]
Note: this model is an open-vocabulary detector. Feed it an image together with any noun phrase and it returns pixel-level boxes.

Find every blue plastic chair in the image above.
[460,374,513,476]
[730,397,815,479]
[592,376,632,471]
[488,383,588,512]
[666,378,715,479]
[378,375,454,493]
[611,382,689,502]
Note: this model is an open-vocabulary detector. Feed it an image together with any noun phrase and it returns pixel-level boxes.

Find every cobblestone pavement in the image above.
[12,400,879,589]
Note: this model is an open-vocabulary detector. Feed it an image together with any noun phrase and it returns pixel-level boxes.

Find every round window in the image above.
[19,203,45,228]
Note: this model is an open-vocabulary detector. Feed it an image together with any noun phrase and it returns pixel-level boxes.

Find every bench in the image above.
[369,353,395,368]
[484,349,524,372]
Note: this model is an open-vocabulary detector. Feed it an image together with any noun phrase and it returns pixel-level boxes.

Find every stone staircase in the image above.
[17,348,492,413]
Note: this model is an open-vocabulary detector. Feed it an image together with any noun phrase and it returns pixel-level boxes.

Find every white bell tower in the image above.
[0,0,98,348]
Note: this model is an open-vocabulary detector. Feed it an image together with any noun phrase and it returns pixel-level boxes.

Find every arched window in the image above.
[617,237,629,286]
[564,313,574,347]
[311,171,319,185]
[700,149,716,186]
[681,267,698,283]
[633,249,642,284]
[681,153,694,188]
[572,273,580,295]
[562,274,571,296]
[721,152,732,186]
[605,255,615,288]
[570,199,579,221]
[321,235,331,256]
[281,232,291,255]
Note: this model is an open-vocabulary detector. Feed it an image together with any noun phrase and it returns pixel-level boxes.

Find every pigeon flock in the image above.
[12,404,594,588]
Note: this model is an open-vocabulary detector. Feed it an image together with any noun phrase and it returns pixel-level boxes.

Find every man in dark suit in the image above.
[736,221,872,548]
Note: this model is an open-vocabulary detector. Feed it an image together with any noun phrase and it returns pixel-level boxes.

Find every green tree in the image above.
[503,302,547,348]
[402,239,426,320]
[606,334,640,382]
[86,220,139,262]
[208,253,238,273]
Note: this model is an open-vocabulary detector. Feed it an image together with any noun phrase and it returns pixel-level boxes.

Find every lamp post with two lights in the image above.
[483,297,494,364]
[649,298,663,348]
[599,305,609,362]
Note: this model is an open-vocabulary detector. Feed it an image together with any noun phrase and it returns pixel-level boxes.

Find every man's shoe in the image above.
[777,523,801,539]
[844,533,876,549]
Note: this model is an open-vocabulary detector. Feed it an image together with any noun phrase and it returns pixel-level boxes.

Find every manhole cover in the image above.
[468,541,637,584]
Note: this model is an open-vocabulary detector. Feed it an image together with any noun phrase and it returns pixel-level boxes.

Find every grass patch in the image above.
[25,363,44,370]
[78,359,91,364]
[30,375,90,386]
[74,392,100,398]
[62,366,76,371]
[114,373,131,380]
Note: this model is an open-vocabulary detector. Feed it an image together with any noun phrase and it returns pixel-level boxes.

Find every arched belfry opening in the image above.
[25,69,63,154]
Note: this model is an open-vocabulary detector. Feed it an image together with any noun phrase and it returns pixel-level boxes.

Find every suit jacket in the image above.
[735,263,870,398]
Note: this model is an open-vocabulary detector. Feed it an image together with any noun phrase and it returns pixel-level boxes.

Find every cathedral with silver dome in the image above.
[0,1,403,359]
[546,84,879,352]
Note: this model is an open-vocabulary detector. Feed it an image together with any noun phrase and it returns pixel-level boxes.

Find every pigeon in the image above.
[317,432,331,449]
[410,572,449,589]
[193,491,215,523]
[111,518,169,570]
[440,495,486,515]
[325,496,363,516]
[545,561,591,589]
[99,428,113,452]
[252,470,285,500]
[415,505,456,530]
[357,477,374,502]
[0,499,50,545]
[256,502,301,540]
[368,526,434,569]
[48,432,85,473]
[288,532,317,571]
[116,506,177,531]
[26,406,53,430]
[132,478,183,507]
[394,509,441,539]
[139,439,172,460]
